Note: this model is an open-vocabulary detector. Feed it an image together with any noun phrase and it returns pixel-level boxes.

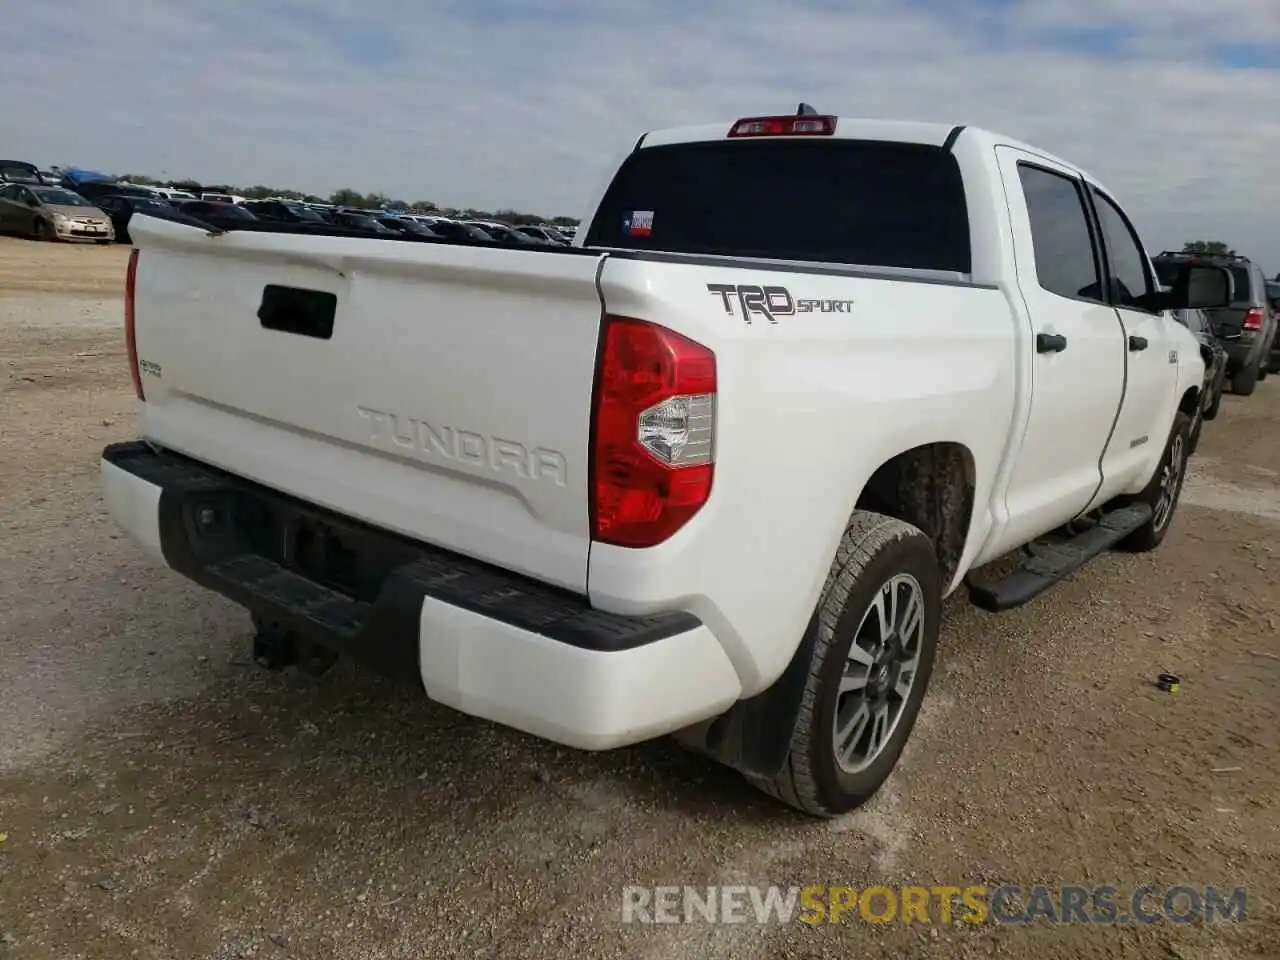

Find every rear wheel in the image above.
[1231,360,1259,396]
[745,512,941,817]
[1117,412,1191,553]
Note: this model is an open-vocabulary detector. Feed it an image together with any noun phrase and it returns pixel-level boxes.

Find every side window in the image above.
[0,185,16,200]
[1091,190,1153,310]
[1017,164,1104,303]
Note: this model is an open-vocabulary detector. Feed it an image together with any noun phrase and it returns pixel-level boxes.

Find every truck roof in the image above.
[639,116,1100,187]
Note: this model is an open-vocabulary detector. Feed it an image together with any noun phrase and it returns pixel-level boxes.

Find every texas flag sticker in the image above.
[623,210,654,237]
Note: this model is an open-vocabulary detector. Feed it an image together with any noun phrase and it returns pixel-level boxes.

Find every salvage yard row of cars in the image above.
[0,158,578,248]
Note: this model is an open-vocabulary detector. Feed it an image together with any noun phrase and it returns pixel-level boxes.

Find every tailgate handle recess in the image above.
[258,285,337,340]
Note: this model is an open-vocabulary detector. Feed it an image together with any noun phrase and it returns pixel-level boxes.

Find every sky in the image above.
[3,0,1278,267]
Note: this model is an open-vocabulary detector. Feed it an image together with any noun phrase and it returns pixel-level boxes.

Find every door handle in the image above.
[1036,332,1068,353]
[1128,335,1148,352]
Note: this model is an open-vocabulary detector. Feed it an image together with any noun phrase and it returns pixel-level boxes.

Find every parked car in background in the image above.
[1153,251,1276,395]
[1173,307,1228,451]
[469,221,545,245]
[242,200,327,224]
[174,200,260,225]
[0,183,113,242]
[428,219,495,242]
[153,188,198,202]
[516,225,569,244]
[94,194,172,244]
[1267,279,1280,374]
[329,210,398,235]
[0,160,53,184]
[73,179,163,203]
[374,216,440,239]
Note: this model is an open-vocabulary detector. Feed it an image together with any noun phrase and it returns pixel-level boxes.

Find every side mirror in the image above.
[1158,263,1234,310]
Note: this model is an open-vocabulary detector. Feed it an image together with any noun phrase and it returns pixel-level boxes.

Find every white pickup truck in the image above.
[102,107,1232,817]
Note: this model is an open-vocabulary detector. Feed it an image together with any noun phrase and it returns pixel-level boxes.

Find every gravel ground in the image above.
[0,236,1277,959]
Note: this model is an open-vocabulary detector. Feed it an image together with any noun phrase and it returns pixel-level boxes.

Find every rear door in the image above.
[130,217,608,591]
[1087,187,1179,502]
[993,149,1126,547]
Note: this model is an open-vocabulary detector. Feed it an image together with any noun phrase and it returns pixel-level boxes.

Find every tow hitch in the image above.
[251,614,339,676]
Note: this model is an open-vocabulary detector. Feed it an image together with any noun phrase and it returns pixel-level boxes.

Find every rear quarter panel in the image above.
[588,256,1017,693]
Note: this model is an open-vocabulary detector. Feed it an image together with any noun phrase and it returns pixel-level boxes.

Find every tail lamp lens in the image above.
[591,316,716,547]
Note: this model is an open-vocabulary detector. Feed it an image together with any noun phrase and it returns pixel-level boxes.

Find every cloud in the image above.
[3,0,1277,265]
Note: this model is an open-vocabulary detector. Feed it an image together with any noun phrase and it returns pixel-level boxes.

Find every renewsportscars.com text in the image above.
[620,884,1247,926]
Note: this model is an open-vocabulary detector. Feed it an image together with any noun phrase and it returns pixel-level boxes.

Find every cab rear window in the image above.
[585,138,971,273]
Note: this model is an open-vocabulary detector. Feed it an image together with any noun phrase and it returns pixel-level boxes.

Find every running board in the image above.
[967,503,1153,613]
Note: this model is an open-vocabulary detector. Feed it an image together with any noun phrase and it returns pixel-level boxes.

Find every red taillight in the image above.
[590,316,716,548]
[728,115,836,138]
[1243,307,1263,332]
[124,248,144,400]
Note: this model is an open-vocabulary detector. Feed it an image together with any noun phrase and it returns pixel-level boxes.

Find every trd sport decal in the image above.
[706,283,855,324]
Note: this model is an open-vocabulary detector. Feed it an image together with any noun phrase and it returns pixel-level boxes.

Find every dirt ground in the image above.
[0,236,1277,959]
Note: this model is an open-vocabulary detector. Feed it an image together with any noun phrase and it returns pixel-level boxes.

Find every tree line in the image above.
[1181,241,1237,256]
[114,174,580,226]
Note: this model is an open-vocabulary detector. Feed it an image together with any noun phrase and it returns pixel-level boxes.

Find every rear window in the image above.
[584,138,971,273]
[1154,259,1256,304]
[1152,259,1179,287]
[1230,266,1252,303]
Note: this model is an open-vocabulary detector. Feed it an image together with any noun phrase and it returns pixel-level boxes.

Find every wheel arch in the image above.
[1178,385,1199,417]
[679,440,975,781]
[852,441,977,588]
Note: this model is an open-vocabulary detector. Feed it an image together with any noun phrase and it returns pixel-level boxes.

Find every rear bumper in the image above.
[101,441,741,749]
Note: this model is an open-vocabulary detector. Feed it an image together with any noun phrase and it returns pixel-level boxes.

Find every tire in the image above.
[30,218,52,241]
[1188,405,1204,457]
[1116,411,1192,553]
[745,512,941,817]
[1231,361,1259,397]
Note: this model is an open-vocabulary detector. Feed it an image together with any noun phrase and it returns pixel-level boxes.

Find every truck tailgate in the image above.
[128,215,606,591]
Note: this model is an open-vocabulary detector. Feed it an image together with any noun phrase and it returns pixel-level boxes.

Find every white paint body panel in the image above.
[112,119,1204,747]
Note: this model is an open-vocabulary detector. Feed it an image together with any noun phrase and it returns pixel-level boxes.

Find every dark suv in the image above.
[1153,252,1277,396]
